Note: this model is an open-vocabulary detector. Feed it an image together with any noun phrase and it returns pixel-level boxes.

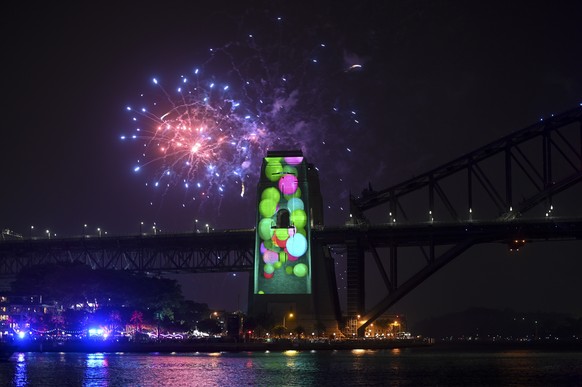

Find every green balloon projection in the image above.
[261,187,281,202]
[254,152,311,295]
[264,161,283,182]
[274,227,289,241]
[259,198,277,218]
[293,263,308,277]
[258,218,274,240]
[290,209,307,229]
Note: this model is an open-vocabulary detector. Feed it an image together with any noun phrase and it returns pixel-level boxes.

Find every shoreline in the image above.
[7,338,582,355]
[429,339,582,352]
[9,338,432,354]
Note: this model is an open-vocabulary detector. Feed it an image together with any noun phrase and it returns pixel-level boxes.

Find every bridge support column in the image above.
[248,151,341,336]
[346,239,365,335]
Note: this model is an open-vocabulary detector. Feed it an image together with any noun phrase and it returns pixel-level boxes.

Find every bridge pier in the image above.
[248,151,342,336]
[346,239,365,335]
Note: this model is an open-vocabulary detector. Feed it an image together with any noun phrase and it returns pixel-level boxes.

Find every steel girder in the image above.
[3,219,581,275]
[347,105,582,335]
[0,232,255,277]
[350,105,582,223]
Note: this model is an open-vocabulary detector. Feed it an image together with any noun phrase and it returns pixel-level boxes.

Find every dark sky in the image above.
[1,1,581,326]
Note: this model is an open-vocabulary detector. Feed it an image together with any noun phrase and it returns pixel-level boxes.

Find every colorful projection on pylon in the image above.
[254,152,312,294]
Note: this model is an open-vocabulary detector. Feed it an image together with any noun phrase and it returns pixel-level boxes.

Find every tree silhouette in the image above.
[196,318,222,335]
[272,325,286,338]
[130,310,144,335]
[11,262,184,312]
[293,325,305,339]
[108,310,122,331]
[313,321,326,337]
[51,313,65,331]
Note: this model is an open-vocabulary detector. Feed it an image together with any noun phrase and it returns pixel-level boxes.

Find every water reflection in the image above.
[0,349,580,386]
[15,353,28,387]
[85,353,109,387]
[87,353,108,367]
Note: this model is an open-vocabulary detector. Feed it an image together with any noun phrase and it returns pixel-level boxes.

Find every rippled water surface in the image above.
[2,348,582,386]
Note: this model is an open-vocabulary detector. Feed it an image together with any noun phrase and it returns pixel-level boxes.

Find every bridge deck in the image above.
[1,219,580,276]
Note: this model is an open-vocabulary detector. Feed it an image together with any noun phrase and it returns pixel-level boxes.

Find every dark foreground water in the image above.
[2,347,582,386]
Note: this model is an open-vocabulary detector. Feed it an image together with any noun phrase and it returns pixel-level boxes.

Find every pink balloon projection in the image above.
[278,174,298,195]
[262,250,279,264]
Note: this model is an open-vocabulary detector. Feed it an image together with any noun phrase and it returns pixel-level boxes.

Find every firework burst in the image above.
[121,11,363,218]
[124,74,266,198]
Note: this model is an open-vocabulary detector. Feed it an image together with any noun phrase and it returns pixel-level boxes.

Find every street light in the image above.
[391,321,400,335]
[97,228,102,237]
[46,229,50,239]
[195,219,199,233]
[205,223,209,233]
[30,225,34,239]
[83,224,87,237]
[283,312,294,328]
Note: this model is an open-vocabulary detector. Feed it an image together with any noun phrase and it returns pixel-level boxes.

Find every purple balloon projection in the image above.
[284,156,304,165]
[263,250,279,264]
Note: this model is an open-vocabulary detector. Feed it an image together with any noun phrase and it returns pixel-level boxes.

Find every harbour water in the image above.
[1,347,582,386]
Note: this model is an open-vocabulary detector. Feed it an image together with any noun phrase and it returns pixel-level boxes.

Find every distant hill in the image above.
[412,307,582,340]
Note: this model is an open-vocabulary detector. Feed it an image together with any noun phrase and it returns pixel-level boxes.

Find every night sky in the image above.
[2,1,581,326]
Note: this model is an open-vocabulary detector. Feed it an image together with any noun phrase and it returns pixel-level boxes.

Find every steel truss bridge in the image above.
[1,105,581,335]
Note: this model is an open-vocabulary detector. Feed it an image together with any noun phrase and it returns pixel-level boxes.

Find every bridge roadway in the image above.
[1,218,581,277]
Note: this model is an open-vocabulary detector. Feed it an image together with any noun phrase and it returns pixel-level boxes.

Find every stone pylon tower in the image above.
[248,150,341,335]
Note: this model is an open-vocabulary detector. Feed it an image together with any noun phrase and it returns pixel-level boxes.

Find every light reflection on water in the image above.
[1,348,581,386]
[85,353,109,386]
[14,353,27,386]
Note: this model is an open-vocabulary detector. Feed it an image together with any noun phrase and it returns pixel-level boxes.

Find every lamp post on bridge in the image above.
[283,312,294,329]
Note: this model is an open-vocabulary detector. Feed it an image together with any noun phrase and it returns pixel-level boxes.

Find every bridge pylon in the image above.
[248,150,342,335]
